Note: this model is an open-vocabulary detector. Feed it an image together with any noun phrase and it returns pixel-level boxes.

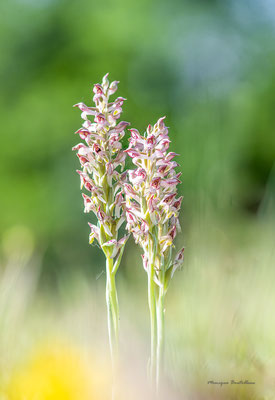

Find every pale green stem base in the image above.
[148,262,157,385]
[156,288,165,394]
[106,257,119,399]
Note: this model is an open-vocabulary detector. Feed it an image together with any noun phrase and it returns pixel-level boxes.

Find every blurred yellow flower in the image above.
[4,341,109,400]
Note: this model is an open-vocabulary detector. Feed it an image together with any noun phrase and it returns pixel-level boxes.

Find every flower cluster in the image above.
[124,117,184,289]
[73,74,129,266]
[73,76,184,390]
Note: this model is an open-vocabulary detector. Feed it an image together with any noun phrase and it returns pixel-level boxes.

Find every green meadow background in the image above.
[0,0,274,399]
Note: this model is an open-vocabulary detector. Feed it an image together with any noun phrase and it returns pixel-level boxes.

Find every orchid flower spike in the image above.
[124,117,184,289]
[73,74,129,261]
[124,116,184,388]
[73,74,130,369]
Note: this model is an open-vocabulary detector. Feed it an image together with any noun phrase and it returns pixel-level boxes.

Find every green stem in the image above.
[156,286,165,394]
[148,241,157,387]
[106,257,119,368]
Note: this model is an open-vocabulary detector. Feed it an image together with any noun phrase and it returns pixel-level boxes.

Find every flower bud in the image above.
[108,80,119,95]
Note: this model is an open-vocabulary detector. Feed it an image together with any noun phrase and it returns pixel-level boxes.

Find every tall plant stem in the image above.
[106,256,119,370]
[156,286,165,393]
[148,241,157,387]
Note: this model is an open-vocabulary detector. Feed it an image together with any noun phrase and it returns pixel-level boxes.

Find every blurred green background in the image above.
[0,0,275,399]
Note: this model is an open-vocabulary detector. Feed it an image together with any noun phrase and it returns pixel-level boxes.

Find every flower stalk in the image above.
[73,74,130,379]
[148,233,157,383]
[124,118,184,392]
[156,283,165,391]
[106,256,119,363]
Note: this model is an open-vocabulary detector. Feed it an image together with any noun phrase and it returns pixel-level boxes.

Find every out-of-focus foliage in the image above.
[4,342,108,400]
[0,0,274,278]
[0,217,274,399]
